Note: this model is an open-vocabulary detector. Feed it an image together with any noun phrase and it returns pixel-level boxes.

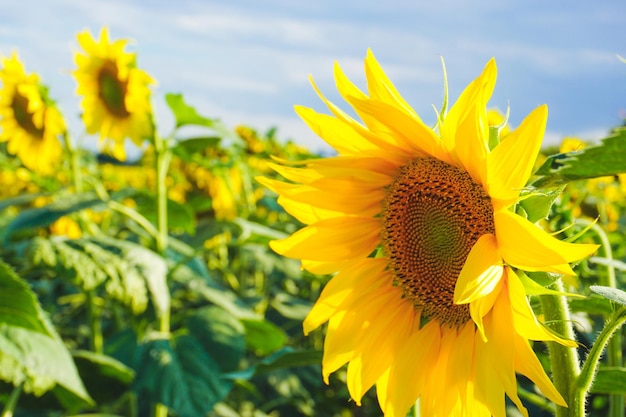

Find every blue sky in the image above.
[1,0,625,154]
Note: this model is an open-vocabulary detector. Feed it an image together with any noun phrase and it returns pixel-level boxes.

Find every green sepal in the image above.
[518,270,584,298]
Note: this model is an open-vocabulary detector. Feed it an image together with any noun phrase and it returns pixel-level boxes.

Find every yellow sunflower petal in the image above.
[474,313,510,417]
[347,292,415,404]
[323,286,400,381]
[513,332,568,406]
[364,49,420,119]
[294,105,379,154]
[259,177,385,218]
[445,322,476,413]
[487,104,548,207]
[454,233,503,304]
[300,259,352,275]
[470,275,503,342]
[442,58,496,183]
[384,321,441,417]
[420,325,459,416]
[346,95,455,164]
[303,259,390,334]
[495,210,599,275]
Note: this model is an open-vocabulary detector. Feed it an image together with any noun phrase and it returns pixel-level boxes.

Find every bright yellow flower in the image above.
[259,51,598,417]
[73,27,155,161]
[0,53,64,174]
[559,137,587,153]
[209,168,242,220]
[50,216,82,239]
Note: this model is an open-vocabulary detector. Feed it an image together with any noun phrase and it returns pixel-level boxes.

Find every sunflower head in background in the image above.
[259,51,599,417]
[73,27,155,161]
[0,53,64,175]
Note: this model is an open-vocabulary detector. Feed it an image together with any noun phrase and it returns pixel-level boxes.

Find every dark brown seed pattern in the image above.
[382,157,495,327]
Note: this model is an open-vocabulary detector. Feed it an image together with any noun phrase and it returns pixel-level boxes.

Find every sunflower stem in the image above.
[1,381,23,417]
[539,279,581,417]
[573,307,626,417]
[577,220,624,417]
[152,133,172,417]
[107,200,160,241]
[63,131,104,353]
[85,290,103,354]
[62,131,84,193]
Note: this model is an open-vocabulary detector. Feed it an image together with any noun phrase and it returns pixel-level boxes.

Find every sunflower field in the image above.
[0,28,625,417]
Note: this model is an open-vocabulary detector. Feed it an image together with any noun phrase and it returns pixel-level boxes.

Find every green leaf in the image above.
[72,350,134,404]
[224,347,322,380]
[0,192,104,242]
[165,93,215,128]
[0,260,93,409]
[590,366,626,394]
[235,218,288,243]
[172,264,258,319]
[133,335,234,417]
[90,237,170,318]
[270,292,313,320]
[590,285,626,306]
[241,318,287,356]
[0,193,43,213]
[533,127,626,186]
[568,297,614,316]
[172,137,221,161]
[518,187,565,223]
[134,192,196,235]
[186,306,246,373]
[0,259,55,337]
[104,328,138,369]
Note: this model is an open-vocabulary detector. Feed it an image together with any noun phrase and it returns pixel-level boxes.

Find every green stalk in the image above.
[63,132,103,352]
[63,132,84,193]
[108,200,160,241]
[154,135,172,333]
[572,307,626,417]
[151,134,172,417]
[1,382,23,417]
[580,221,624,417]
[85,290,103,354]
[539,279,580,417]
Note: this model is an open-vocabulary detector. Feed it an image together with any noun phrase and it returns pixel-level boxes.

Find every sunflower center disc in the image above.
[382,157,495,327]
[97,61,130,118]
[11,92,44,138]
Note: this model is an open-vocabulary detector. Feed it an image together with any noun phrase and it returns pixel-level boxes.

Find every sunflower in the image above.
[0,53,64,174]
[73,27,155,161]
[258,51,599,417]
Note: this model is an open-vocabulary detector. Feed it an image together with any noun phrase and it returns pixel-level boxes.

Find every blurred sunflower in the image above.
[0,53,64,174]
[259,51,598,417]
[73,27,155,160]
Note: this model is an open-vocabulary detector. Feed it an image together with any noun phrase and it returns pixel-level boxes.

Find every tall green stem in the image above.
[63,132,84,193]
[577,220,624,417]
[572,307,626,417]
[539,279,580,417]
[85,290,103,354]
[63,132,103,352]
[152,134,172,417]
[1,381,23,417]
[154,136,172,256]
